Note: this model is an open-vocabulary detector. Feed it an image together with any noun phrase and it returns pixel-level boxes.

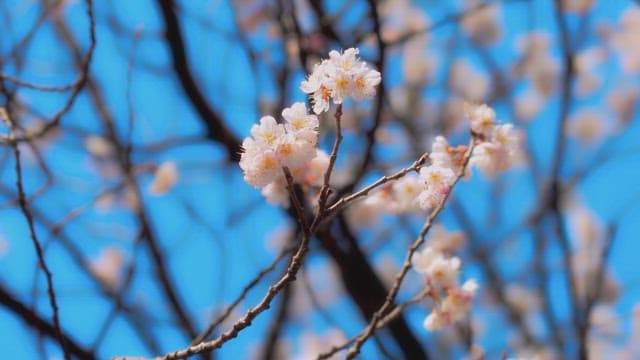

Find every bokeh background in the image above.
[1,0,640,359]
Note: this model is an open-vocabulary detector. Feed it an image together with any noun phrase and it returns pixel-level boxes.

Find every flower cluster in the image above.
[301,48,381,114]
[347,103,520,223]
[239,102,328,205]
[240,48,383,206]
[417,135,472,210]
[467,104,521,178]
[412,227,477,331]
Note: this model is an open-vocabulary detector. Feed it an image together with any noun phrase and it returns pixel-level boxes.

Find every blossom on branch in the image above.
[300,48,381,114]
[413,232,478,332]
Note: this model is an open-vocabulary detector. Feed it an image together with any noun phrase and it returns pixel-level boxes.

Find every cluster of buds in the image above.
[301,48,381,114]
[348,103,520,225]
[467,104,521,178]
[240,48,382,206]
[239,47,522,337]
[411,227,477,331]
[239,102,329,206]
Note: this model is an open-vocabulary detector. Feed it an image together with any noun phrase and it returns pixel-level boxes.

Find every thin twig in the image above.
[343,137,476,359]
[326,153,429,215]
[151,100,347,360]
[192,244,296,345]
[4,110,69,359]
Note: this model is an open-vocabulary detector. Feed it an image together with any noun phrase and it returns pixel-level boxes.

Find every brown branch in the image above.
[2,107,69,359]
[451,199,540,347]
[192,244,296,345]
[155,0,241,161]
[0,281,96,360]
[318,287,431,359]
[0,183,161,354]
[0,0,96,145]
[326,152,428,215]
[152,96,347,360]
[337,0,386,197]
[551,2,582,357]
[260,284,291,360]
[344,137,476,359]
[317,216,428,359]
[316,104,344,219]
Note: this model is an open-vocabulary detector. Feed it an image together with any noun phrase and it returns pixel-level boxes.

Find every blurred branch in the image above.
[345,137,476,359]
[0,282,96,360]
[0,0,96,144]
[155,0,241,161]
[2,97,68,359]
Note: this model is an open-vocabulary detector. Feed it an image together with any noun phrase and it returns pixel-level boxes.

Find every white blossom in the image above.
[427,225,466,253]
[149,161,178,195]
[276,133,317,170]
[300,48,381,114]
[466,103,496,138]
[282,102,318,134]
[251,116,284,147]
[304,150,330,186]
[347,192,387,227]
[90,247,124,289]
[389,173,422,213]
[418,164,455,209]
[261,179,290,207]
[470,124,521,178]
[423,310,451,331]
[239,138,280,189]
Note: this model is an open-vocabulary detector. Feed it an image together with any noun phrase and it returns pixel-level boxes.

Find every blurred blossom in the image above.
[461,1,502,46]
[515,89,545,122]
[567,109,609,145]
[379,0,429,43]
[607,86,639,127]
[567,199,603,247]
[0,235,7,259]
[347,191,387,227]
[390,87,410,118]
[90,246,124,289]
[449,59,490,102]
[574,46,607,97]
[291,329,346,360]
[505,284,540,314]
[590,305,619,337]
[529,56,560,96]
[611,6,640,74]
[462,0,502,46]
[562,0,595,14]
[425,225,465,254]
[514,32,559,96]
[85,135,114,158]
[149,161,178,195]
[403,37,439,85]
